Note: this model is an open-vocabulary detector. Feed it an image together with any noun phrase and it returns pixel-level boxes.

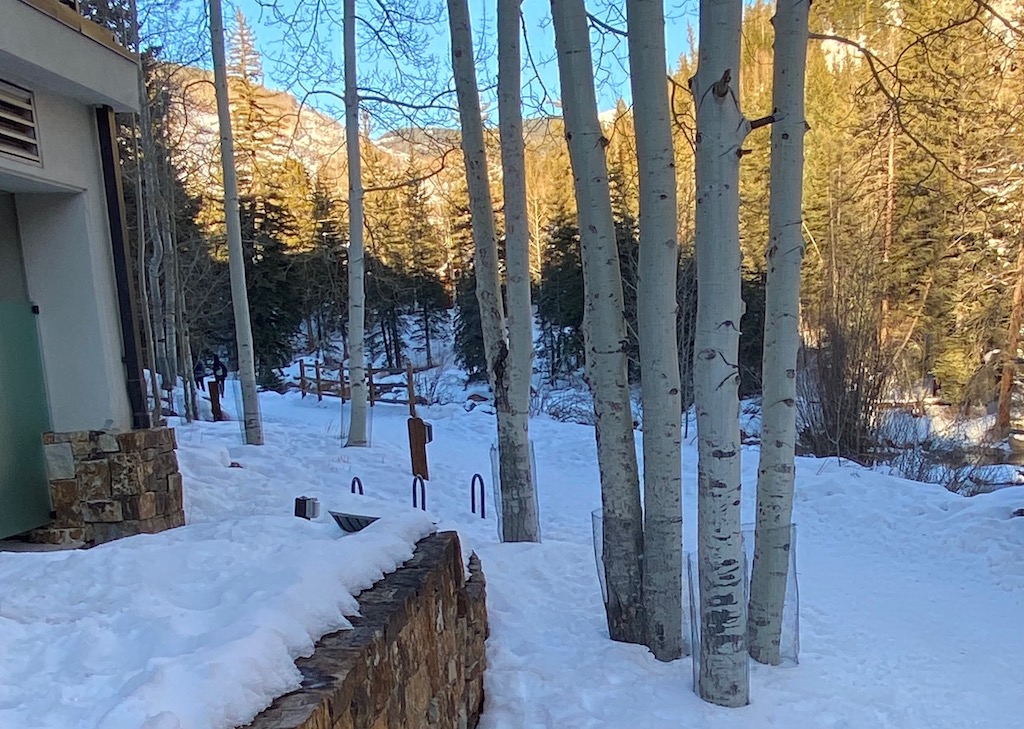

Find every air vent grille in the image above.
[0,81,40,164]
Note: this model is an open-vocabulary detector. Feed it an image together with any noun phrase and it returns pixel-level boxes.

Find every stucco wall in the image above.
[0,0,138,112]
[5,88,133,432]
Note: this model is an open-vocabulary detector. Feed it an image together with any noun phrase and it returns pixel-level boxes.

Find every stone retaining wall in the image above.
[29,427,184,546]
[243,531,488,729]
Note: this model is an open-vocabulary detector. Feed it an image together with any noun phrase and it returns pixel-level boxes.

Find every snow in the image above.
[3,389,1024,728]
[0,414,434,729]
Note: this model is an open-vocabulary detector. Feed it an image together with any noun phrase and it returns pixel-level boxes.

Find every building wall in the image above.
[0,0,138,112]
[9,88,132,431]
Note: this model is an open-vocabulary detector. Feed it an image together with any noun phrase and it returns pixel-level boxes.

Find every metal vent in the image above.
[0,81,40,164]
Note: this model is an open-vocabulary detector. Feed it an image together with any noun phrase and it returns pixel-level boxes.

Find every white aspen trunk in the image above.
[344,0,369,447]
[166,171,196,422]
[551,0,645,644]
[627,0,684,662]
[496,0,541,542]
[209,0,264,445]
[126,3,162,424]
[180,318,197,422]
[134,165,163,423]
[160,196,179,390]
[139,89,168,390]
[997,243,1024,435]
[880,115,895,344]
[449,0,535,541]
[692,0,749,706]
[748,0,809,667]
[423,305,433,368]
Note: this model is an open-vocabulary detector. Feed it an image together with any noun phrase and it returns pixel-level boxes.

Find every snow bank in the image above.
[4,388,1023,729]
[0,416,433,729]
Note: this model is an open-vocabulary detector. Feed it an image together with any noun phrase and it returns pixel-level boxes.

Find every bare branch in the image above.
[586,12,626,38]
[363,147,458,194]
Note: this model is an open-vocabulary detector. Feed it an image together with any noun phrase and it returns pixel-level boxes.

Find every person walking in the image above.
[193,357,206,391]
[212,355,228,392]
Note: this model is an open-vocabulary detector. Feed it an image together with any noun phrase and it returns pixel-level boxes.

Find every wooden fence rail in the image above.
[296,360,433,404]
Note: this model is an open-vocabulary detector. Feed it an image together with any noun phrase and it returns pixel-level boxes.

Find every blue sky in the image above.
[225,0,698,119]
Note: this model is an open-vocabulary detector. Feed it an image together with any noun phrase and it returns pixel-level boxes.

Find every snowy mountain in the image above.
[163,67,351,189]
[163,68,582,201]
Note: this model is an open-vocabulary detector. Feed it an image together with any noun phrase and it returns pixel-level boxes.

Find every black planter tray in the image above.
[328,511,380,533]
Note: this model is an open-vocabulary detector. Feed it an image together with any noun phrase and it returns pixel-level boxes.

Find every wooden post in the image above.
[368,362,376,407]
[315,360,323,402]
[406,360,429,479]
[299,359,307,398]
[209,380,223,421]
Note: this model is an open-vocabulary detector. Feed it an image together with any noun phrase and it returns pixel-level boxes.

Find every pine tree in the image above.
[449,167,487,380]
[238,187,305,386]
[536,215,585,379]
[298,177,348,356]
[402,174,448,366]
[227,10,281,195]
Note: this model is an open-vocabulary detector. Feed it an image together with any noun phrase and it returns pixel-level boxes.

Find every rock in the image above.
[81,500,123,523]
[109,454,144,497]
[97,433,121,453]
[122,492,157,521]
[76,460,111,500]
[44,443,75,480]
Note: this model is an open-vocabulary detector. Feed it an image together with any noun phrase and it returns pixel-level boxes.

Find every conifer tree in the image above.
[237,187,304,386]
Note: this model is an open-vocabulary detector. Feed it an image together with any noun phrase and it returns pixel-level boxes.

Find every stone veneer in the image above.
[242,531,488,729]
[29,427,184,546]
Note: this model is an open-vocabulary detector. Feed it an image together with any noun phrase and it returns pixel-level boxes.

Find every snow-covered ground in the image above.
[3,389,1023,728]
[0,408,434,729]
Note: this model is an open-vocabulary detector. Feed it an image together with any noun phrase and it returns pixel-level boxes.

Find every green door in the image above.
[0,300,52,538]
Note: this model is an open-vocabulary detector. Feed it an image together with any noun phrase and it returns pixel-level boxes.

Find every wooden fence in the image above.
[297,360,431,405]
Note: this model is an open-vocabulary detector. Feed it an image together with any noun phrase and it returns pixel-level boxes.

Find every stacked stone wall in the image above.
[30,427,184,546]
[244,531,488,729]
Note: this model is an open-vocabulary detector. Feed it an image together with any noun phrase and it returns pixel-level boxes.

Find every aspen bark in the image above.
[748,0,809,667]
[496,0,541,542]
[551,0,645,644]
[165,168,197,422]
[159,192,179,390]
[692,0,749,706]
[134,156,163,424]
[997,242,1024,436]
[126,0,162,424]
[209,0,264,444]
[344,0,369,447]
[448,0,539,541]
[627,0,684,662]
[880,116,895,344]
[138,79,169,390]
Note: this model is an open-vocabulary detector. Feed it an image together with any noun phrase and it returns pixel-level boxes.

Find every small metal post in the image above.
[412,475,426,511]
[299,359,306,398]
[351,476,364,495]
[471,473,485,519]
[315,360,323,402]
